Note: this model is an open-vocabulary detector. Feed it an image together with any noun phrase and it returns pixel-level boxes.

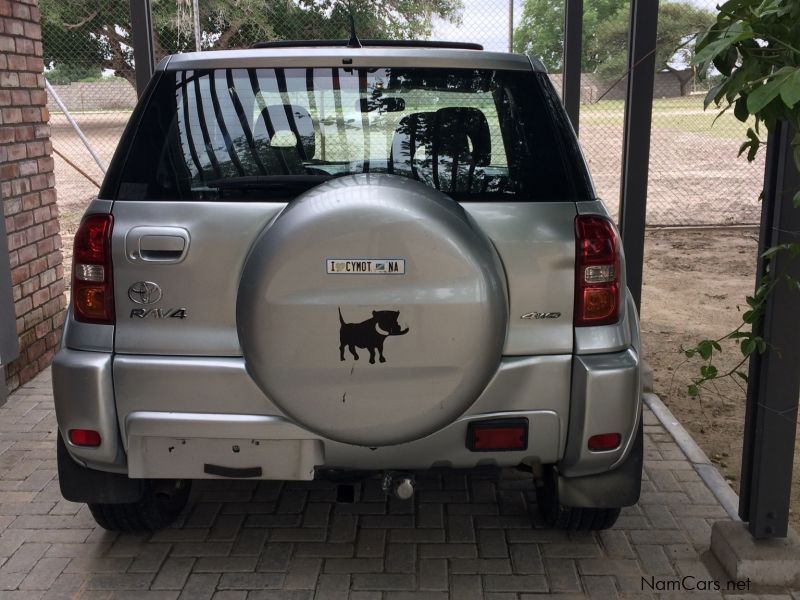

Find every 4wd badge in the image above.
[327,259,405,275]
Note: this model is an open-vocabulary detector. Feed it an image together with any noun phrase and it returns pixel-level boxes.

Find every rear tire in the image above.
[88,480,191,531]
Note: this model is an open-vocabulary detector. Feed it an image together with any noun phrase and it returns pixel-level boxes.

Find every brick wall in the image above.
[1,0,65,392]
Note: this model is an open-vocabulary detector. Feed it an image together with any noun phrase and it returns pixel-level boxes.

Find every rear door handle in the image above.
[126,227,190,264]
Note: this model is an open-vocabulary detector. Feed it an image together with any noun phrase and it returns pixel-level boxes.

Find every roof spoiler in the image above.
[251,40,484,51]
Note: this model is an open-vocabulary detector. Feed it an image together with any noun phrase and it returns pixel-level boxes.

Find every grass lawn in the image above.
[580,96,755,141]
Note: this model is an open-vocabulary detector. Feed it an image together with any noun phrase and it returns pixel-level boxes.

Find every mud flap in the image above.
[556,415,643,508]
[57,435,143,504]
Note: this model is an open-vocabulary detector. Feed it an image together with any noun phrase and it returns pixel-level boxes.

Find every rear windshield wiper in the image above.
[205,175,333,193]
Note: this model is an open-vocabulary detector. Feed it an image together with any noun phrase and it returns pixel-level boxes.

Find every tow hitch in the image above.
[382,471,415,500]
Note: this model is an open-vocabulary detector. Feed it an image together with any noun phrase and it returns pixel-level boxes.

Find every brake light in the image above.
[574,215,620,326]
[73,214,114,324]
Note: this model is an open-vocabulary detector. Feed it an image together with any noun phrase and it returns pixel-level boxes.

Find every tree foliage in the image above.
[513,0,714,90]
[41,0,462,85]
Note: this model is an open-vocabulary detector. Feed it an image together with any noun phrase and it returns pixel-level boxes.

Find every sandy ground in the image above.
[641,227,800,530]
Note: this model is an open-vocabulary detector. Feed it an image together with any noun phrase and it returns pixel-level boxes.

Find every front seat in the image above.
[253,104,317,174]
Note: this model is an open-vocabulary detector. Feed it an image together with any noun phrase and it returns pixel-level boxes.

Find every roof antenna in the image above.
[347,9,362,48]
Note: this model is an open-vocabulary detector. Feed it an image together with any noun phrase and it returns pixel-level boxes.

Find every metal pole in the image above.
[618,0,659,312]
[0,187,20,406]
[129,0,156,98]
[45,79,108,174]
[562,0,583,134]
[508,0,514,53]
[739,121,800,539]
[192,0,202,51]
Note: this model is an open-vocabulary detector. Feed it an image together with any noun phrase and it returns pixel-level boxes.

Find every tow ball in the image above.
[382,471,415,500]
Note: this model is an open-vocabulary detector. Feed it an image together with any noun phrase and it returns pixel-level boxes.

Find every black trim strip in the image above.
[181,71,204,180]
[275,68,307,161]
[204,463,263,478]
[209,71,246,176]
[193,72,222,178]
[331,68,350,158]
[306,68,323,160]
[358,69,370,172]
[248,68,291,175]
[227,69,267,175]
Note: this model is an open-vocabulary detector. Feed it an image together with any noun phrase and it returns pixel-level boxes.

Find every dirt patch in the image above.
[641,227,800,530]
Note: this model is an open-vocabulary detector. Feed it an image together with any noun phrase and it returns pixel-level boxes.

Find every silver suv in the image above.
[53,41,642,532]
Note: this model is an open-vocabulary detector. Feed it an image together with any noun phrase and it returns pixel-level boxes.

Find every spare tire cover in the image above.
[237,174,508,446]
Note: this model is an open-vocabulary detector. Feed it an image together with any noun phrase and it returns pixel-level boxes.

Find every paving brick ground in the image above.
[0,369,796,599]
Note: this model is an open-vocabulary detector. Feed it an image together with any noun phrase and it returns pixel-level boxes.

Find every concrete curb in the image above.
[643,392,741,521]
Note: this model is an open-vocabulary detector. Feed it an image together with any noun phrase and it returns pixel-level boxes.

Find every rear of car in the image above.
[53,45,641,532]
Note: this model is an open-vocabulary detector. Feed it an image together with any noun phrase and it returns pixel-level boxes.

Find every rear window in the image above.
[104,66,592,202]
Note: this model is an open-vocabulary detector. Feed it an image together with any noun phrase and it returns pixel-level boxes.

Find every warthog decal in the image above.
[338,308,409,364]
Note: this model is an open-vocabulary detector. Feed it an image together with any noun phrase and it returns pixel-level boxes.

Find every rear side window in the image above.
[104,67,592,202]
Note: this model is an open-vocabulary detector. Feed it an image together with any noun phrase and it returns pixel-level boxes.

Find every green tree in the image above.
[514,0,714,94]
[592,1,715,93]
[512,0,619,72]
[41,0,463,86]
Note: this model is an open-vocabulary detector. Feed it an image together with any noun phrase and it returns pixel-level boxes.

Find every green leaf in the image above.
[779,69,800,108]
[734,97,749,122]
[741,337,757,355]
[698,340,714,360]
[704,80,726,109]
[729,331,751,339]
[688,384,699,397]
[700,364,718,379]
[735,370,749,382]
[693,22,753,70]
[684,349,696,358]
[712,341,722,351]
[756,337,767,353]
[713,45,739,77]
[747,67,796,114]
[794,191,800,208]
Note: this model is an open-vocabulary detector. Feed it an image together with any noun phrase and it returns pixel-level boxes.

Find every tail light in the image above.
[73,214,114,324]
[574,215,620,326]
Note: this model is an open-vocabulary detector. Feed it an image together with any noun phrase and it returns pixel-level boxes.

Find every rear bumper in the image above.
[52,347,639,479]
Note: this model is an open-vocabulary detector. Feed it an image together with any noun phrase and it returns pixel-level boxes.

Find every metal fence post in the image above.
[562,0,583,134]
[130,0,155,97]
[0,189,21,405]
[618,0,659,312]
[739,121,800,539]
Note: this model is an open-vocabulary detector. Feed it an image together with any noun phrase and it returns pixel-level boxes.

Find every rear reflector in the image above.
[466,419,528,452]
[587,433,621,452]
[68,429,102,447]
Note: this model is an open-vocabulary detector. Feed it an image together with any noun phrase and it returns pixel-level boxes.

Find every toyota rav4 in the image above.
[53,40,642,532]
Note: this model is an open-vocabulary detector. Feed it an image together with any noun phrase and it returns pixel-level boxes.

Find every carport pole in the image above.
[130,0,156,98]
[739,122,800,539]
[617,0,659,311]
[562,0,583,134]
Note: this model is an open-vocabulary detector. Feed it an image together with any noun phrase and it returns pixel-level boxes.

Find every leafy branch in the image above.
[686,0,800,397]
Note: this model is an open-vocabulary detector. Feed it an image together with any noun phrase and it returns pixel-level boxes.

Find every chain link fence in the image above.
[42,0,763,237]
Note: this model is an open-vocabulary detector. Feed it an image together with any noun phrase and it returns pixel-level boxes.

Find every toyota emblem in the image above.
[128,281,162,305]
